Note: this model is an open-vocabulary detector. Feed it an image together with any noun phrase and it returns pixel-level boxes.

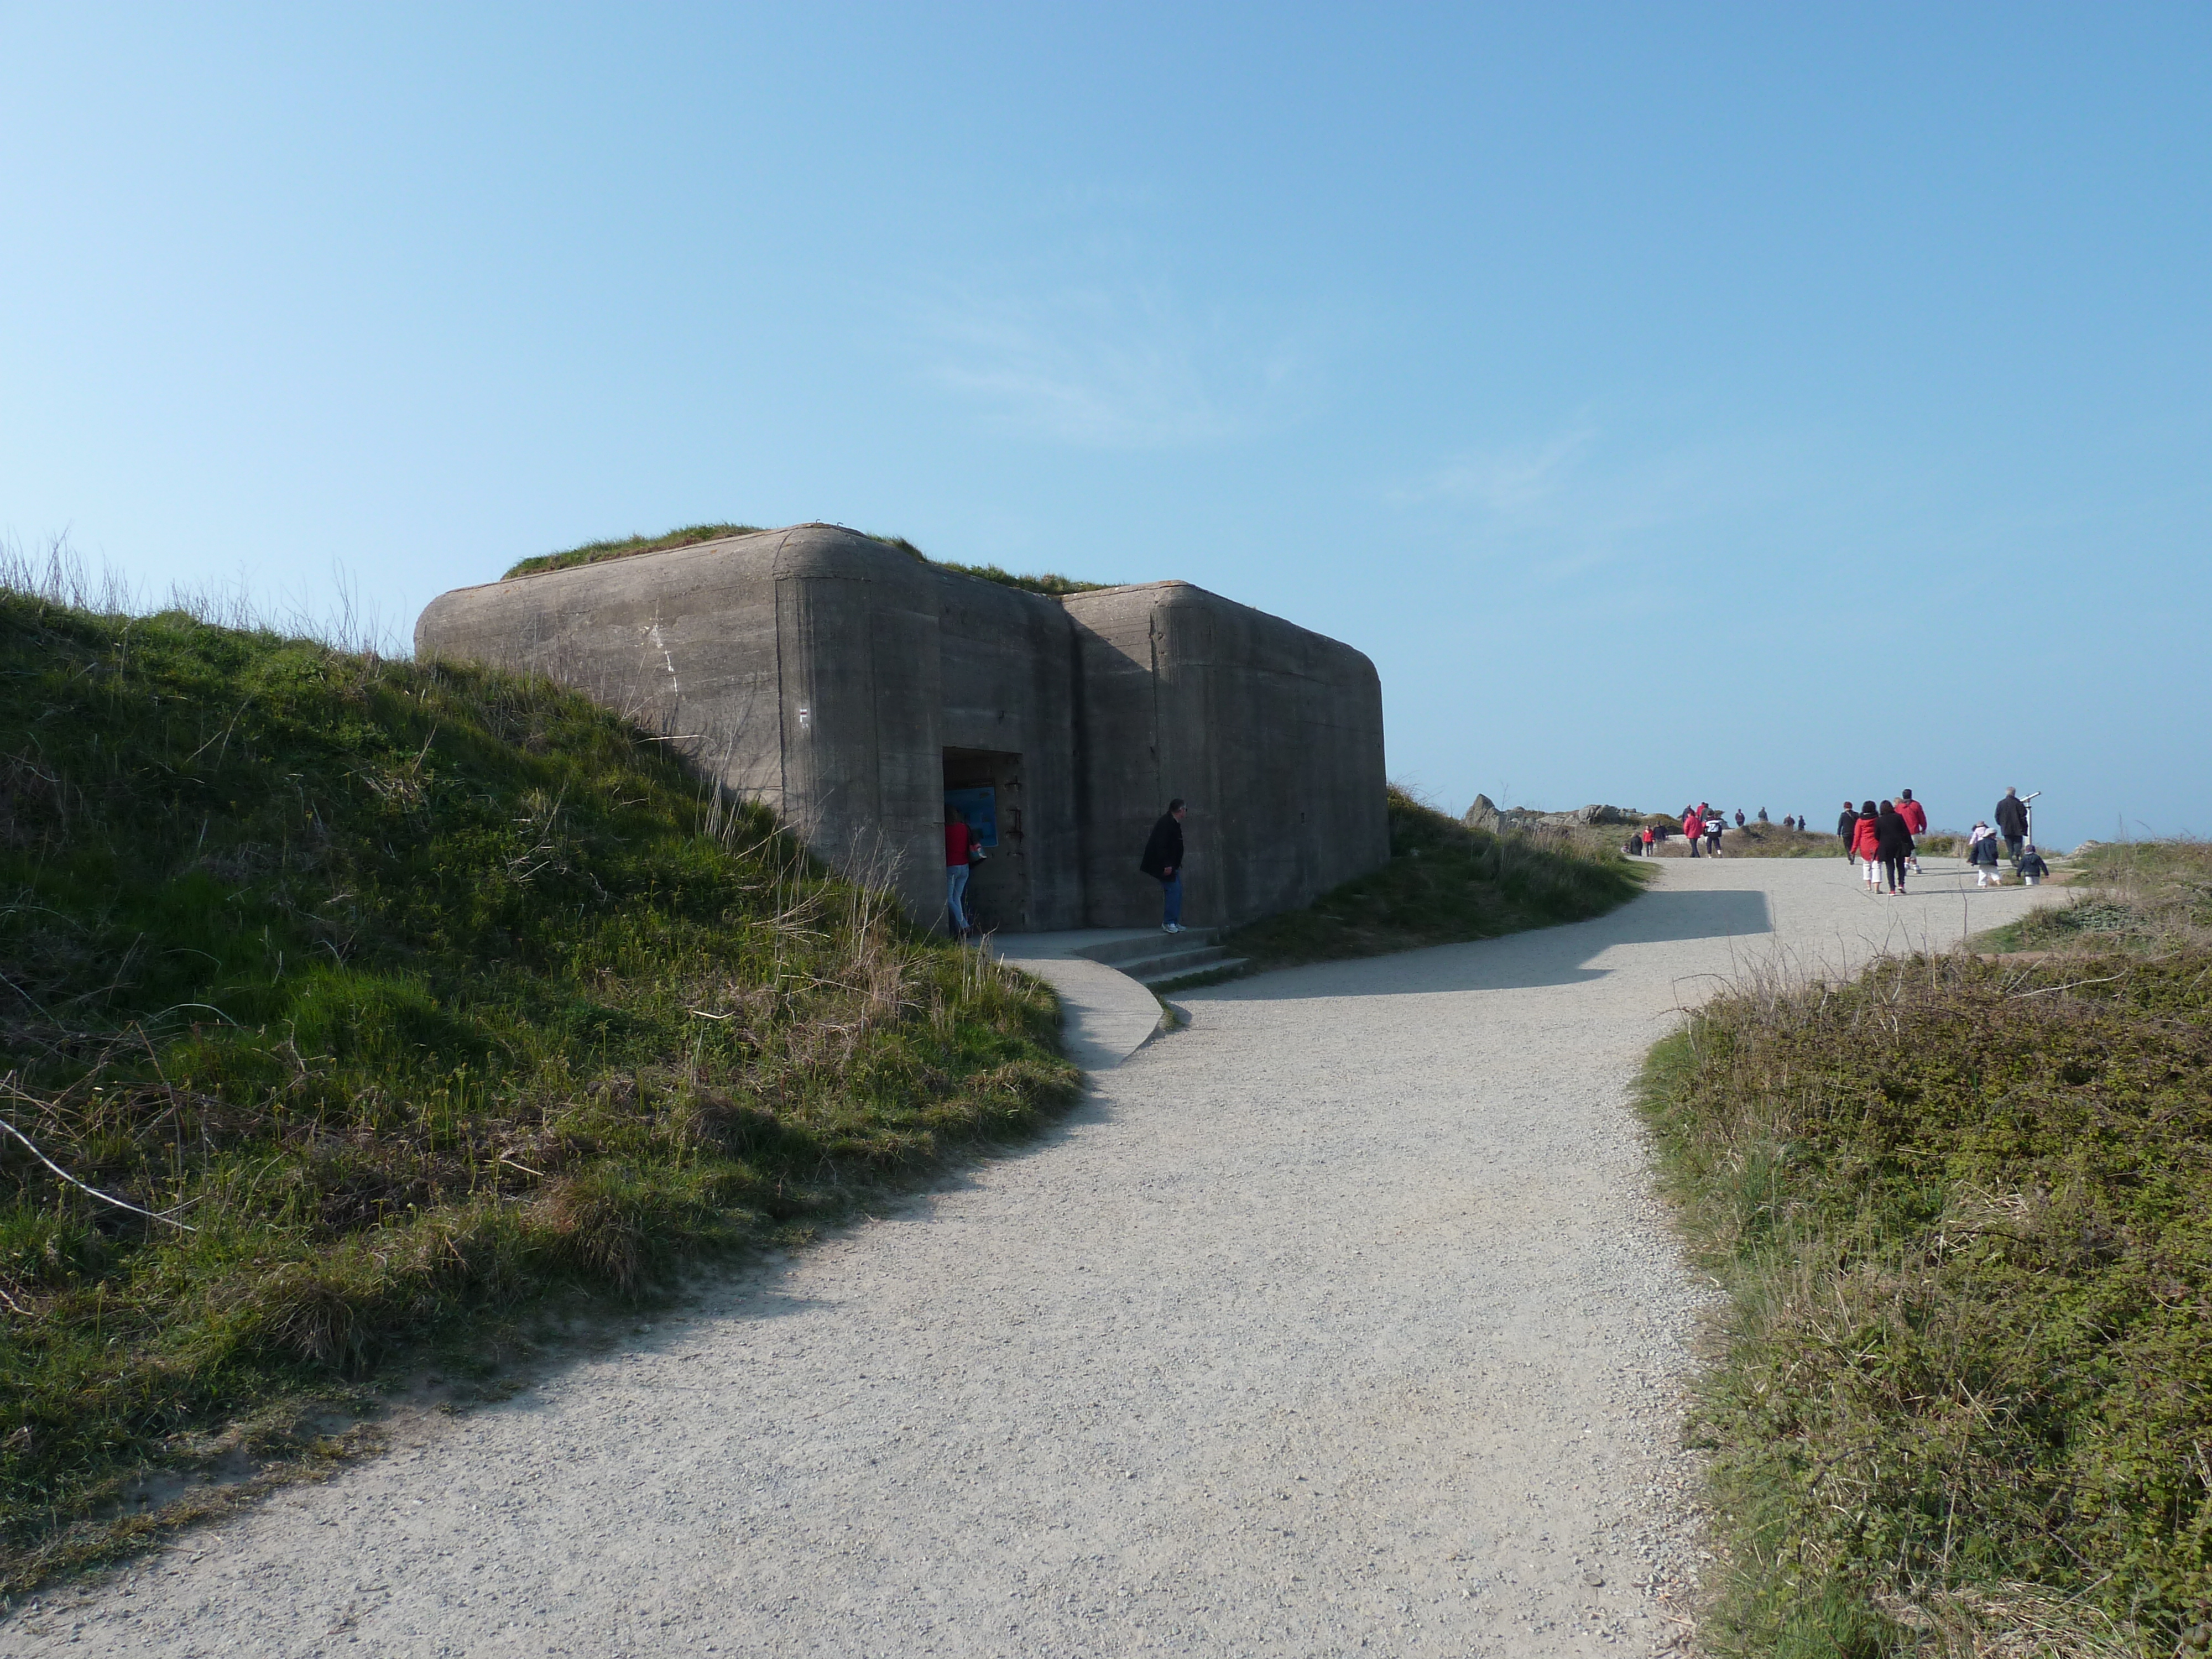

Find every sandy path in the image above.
[6,859,2054,1657]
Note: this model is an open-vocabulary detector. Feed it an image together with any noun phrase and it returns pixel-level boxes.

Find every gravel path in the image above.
[6,858,2055,1657]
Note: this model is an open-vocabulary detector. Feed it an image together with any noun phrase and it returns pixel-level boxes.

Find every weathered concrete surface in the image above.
[1063,583,1389,930]
[416,528,1389,932]
[988,930,1170,1072]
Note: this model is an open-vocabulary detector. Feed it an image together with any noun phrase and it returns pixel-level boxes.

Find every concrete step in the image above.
[1139,956,1248,988]
[1074,929,1218,967]
[1113,944,1233,981]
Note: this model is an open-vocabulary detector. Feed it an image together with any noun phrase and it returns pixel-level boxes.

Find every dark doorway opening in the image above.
[943,748,1029,933]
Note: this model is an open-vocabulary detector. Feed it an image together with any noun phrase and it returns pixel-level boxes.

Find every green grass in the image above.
[0,589,1076,1587]
[502,523,1113,596]
[1637,932,2212,1656]
[1220,787,1648,971]
[1978,839,2211,957]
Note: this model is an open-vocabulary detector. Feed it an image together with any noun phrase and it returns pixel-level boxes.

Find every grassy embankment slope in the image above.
[502,522,1110,597]
[0,588,1074,1588]
[1217,788,1649,974]
[1639,839,2212,1657]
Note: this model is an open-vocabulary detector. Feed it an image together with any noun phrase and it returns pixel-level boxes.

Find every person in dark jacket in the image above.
[1139,799,1188,933]
[1995,788,2030,863]
[2017,843,2051,884]
[1838,801,1860,859]
[1875,800,1913,894]
[1967,821,2002,886]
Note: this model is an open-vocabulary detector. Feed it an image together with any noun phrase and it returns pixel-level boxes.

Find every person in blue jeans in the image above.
[1139,799,1187,933]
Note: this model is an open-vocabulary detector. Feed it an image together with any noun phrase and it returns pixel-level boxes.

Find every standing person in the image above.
[1837,800,1860,860]
[1734,808,1747,828]
[1641,824,1656,856]
[1682,804,1703,857]
[1995,788,2030,864]
[943,806,973,938]
[1139,799,1188,933]
[1705,810,1725,857]
[1966,821,2002,887]
[1757,807,1769,824]
[1896,789,1929,874]
[1851,801,1882,890]
[1876,799,1912,894]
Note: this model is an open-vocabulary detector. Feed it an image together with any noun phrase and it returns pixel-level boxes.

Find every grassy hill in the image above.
[1218,788,1648,973]
[0,587,1074,1585]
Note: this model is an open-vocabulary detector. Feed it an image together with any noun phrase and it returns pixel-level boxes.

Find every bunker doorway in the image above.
[943,748,1029,933]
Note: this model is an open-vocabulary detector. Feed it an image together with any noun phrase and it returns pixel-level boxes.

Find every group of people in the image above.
[1838,790,1930,894]
[1963,787,2050,888]
[1627,804,1822,857]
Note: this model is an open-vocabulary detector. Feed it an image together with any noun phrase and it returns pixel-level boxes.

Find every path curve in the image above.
[6,859,2056,1656]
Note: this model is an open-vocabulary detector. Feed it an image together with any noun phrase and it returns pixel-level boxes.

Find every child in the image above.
[1966,822,2002,887]
[2017,843,2051,885]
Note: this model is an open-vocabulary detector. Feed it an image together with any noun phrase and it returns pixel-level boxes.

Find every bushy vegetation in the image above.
[1984,839,2212,957]
[1640,920,2212,1656]
[1220,787,1647,971]
[0,589,1074,1586]
[502,523,1112,596]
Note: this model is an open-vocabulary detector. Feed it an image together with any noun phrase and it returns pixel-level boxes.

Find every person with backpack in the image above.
[1139,799,1188,933]
[1896,789,1928,874]
[1875,799,1913,894]
[1851,801,1882,890]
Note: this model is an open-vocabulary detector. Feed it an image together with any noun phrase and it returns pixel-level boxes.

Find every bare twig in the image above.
[0,1112,197,1230]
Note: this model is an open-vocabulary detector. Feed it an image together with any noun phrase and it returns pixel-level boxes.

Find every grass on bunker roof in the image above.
[1637,865,2212,1657]
[0,581,1076,1590]
[1213,787,1649,975]
[502,523,1114,596]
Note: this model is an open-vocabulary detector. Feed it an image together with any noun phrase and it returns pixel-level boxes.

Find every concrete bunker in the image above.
[414,524,1388,932]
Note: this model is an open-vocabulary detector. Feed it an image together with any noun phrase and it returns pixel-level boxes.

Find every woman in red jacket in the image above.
[1682,805,1703,858]
[1850,801,1881,891]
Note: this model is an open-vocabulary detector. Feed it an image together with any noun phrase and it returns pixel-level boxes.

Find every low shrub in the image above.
[1639,941,2212,1655]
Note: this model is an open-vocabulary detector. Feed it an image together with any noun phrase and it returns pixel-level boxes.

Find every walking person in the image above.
[1734,808,1746,828]
[1966,821,2002,886]
[1837,800,1860,860]
[1876,799,1912,894]
[1139,798,1188,933]
[1851,801,1882,890]
[943,806,974,937]
[1682,804,1703,857]
[1896,789,1928,874]
[1995,787,2030,864]
[1705,809,1725,857]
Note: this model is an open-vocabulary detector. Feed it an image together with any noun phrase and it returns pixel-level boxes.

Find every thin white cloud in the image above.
[907,275,1314,450]
[1393,417,1821,577]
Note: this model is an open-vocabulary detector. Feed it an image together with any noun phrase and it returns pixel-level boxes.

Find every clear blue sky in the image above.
[6,6,2206,847]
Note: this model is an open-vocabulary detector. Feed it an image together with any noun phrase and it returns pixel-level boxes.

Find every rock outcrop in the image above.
[1464,795,1639,833]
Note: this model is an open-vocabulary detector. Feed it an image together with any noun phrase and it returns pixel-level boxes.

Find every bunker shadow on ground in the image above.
[1197,887,1777,999]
